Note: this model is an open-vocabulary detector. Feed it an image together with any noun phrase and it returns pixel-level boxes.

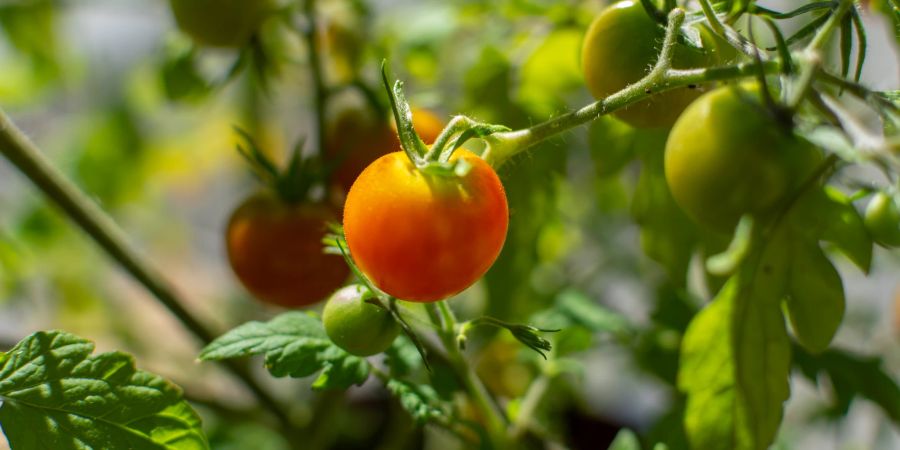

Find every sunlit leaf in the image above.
[785,239,845,354]
[0,331,208,450]
[199,312,369,390]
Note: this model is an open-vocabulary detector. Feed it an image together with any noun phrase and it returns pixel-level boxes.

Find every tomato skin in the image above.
[864,192,900,247]
[226,192,348,308]
[322,285,400,356]
[664,84,820,231]
[343,150,508,302]
[169,0,277,48]
[326,108,445,195]
[581,0,719,128]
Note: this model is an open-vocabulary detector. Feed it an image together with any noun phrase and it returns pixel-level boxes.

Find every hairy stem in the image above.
[484,9,785,166]
[427,302,508,447]
[0,108,295,432]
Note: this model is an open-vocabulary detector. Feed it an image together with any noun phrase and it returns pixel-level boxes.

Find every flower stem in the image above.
[426,302,508,447]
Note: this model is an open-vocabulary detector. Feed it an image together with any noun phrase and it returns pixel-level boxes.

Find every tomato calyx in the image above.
[379,62,509,173]
[235,127,325,204]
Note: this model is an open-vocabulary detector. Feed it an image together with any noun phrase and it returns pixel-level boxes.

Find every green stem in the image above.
[302,0,328,155]
[787,0,853,111]
[509,373,551,440]
[484,9,784,167]
[0,108,296,432]
[426,303,508,447]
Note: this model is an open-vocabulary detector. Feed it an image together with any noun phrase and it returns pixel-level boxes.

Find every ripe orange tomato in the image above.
[343,150,508,302]
[226,192,348,308]
[581,0,719,128]
[326,108,445,194]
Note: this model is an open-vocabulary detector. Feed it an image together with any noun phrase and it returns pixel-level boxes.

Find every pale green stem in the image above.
[426,302,508,447]
[484,9,784,167]
[509,373,551,440]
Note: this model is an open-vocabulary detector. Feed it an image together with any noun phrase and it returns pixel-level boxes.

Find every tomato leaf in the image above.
[384,336,423,378]
[785,239,845,354]
[794,345,900,425]
[385,379,449,424]
[199,312,370,390]
[0,331,208,450]
[788,187,872,273]
[679,283,741,450]
[680,229,792,450]
[731,233,792,450]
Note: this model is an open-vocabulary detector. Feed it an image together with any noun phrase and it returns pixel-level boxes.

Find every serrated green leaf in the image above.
[384,335,423,378]
[785,240,845,354]
[679,283,741,450]
[608,429,641,450]
[0,331,208,450]
[385,379,448,424]
[731,233,792,450]
[199,312,369,390]
[680,229,792,450]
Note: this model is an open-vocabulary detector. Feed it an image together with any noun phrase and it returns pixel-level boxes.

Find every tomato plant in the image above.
[322,284,400,356]
[168,0,280,48]
[664,84,821,231]
[0,1,898,450]
[226,192,348,308]
[343,149,508,302]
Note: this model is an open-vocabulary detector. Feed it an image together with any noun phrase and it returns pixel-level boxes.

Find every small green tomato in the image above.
[322,285,400,356]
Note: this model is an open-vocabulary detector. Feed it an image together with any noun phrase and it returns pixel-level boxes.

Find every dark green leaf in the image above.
[384,335,423,378]
[385,379,448,424]
[794,346,900,424]
[199,312,370,390]
[0,331,208,450]
[788,187,872,273]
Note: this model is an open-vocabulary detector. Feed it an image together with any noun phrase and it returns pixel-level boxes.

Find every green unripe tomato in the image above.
[581,0,722,128]
[322,285,400,357]
[864,191,900,247]
[665,84,821,232]
[168,0,279,48]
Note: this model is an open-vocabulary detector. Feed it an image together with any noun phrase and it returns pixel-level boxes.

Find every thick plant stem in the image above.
[427,302,508,447]
[0,108,296,432]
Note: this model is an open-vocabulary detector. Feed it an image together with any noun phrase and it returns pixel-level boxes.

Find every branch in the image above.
[0,108,296,432]
[484,9,786,166]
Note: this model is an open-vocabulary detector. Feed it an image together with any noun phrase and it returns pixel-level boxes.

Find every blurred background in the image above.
[0,0,897,449]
